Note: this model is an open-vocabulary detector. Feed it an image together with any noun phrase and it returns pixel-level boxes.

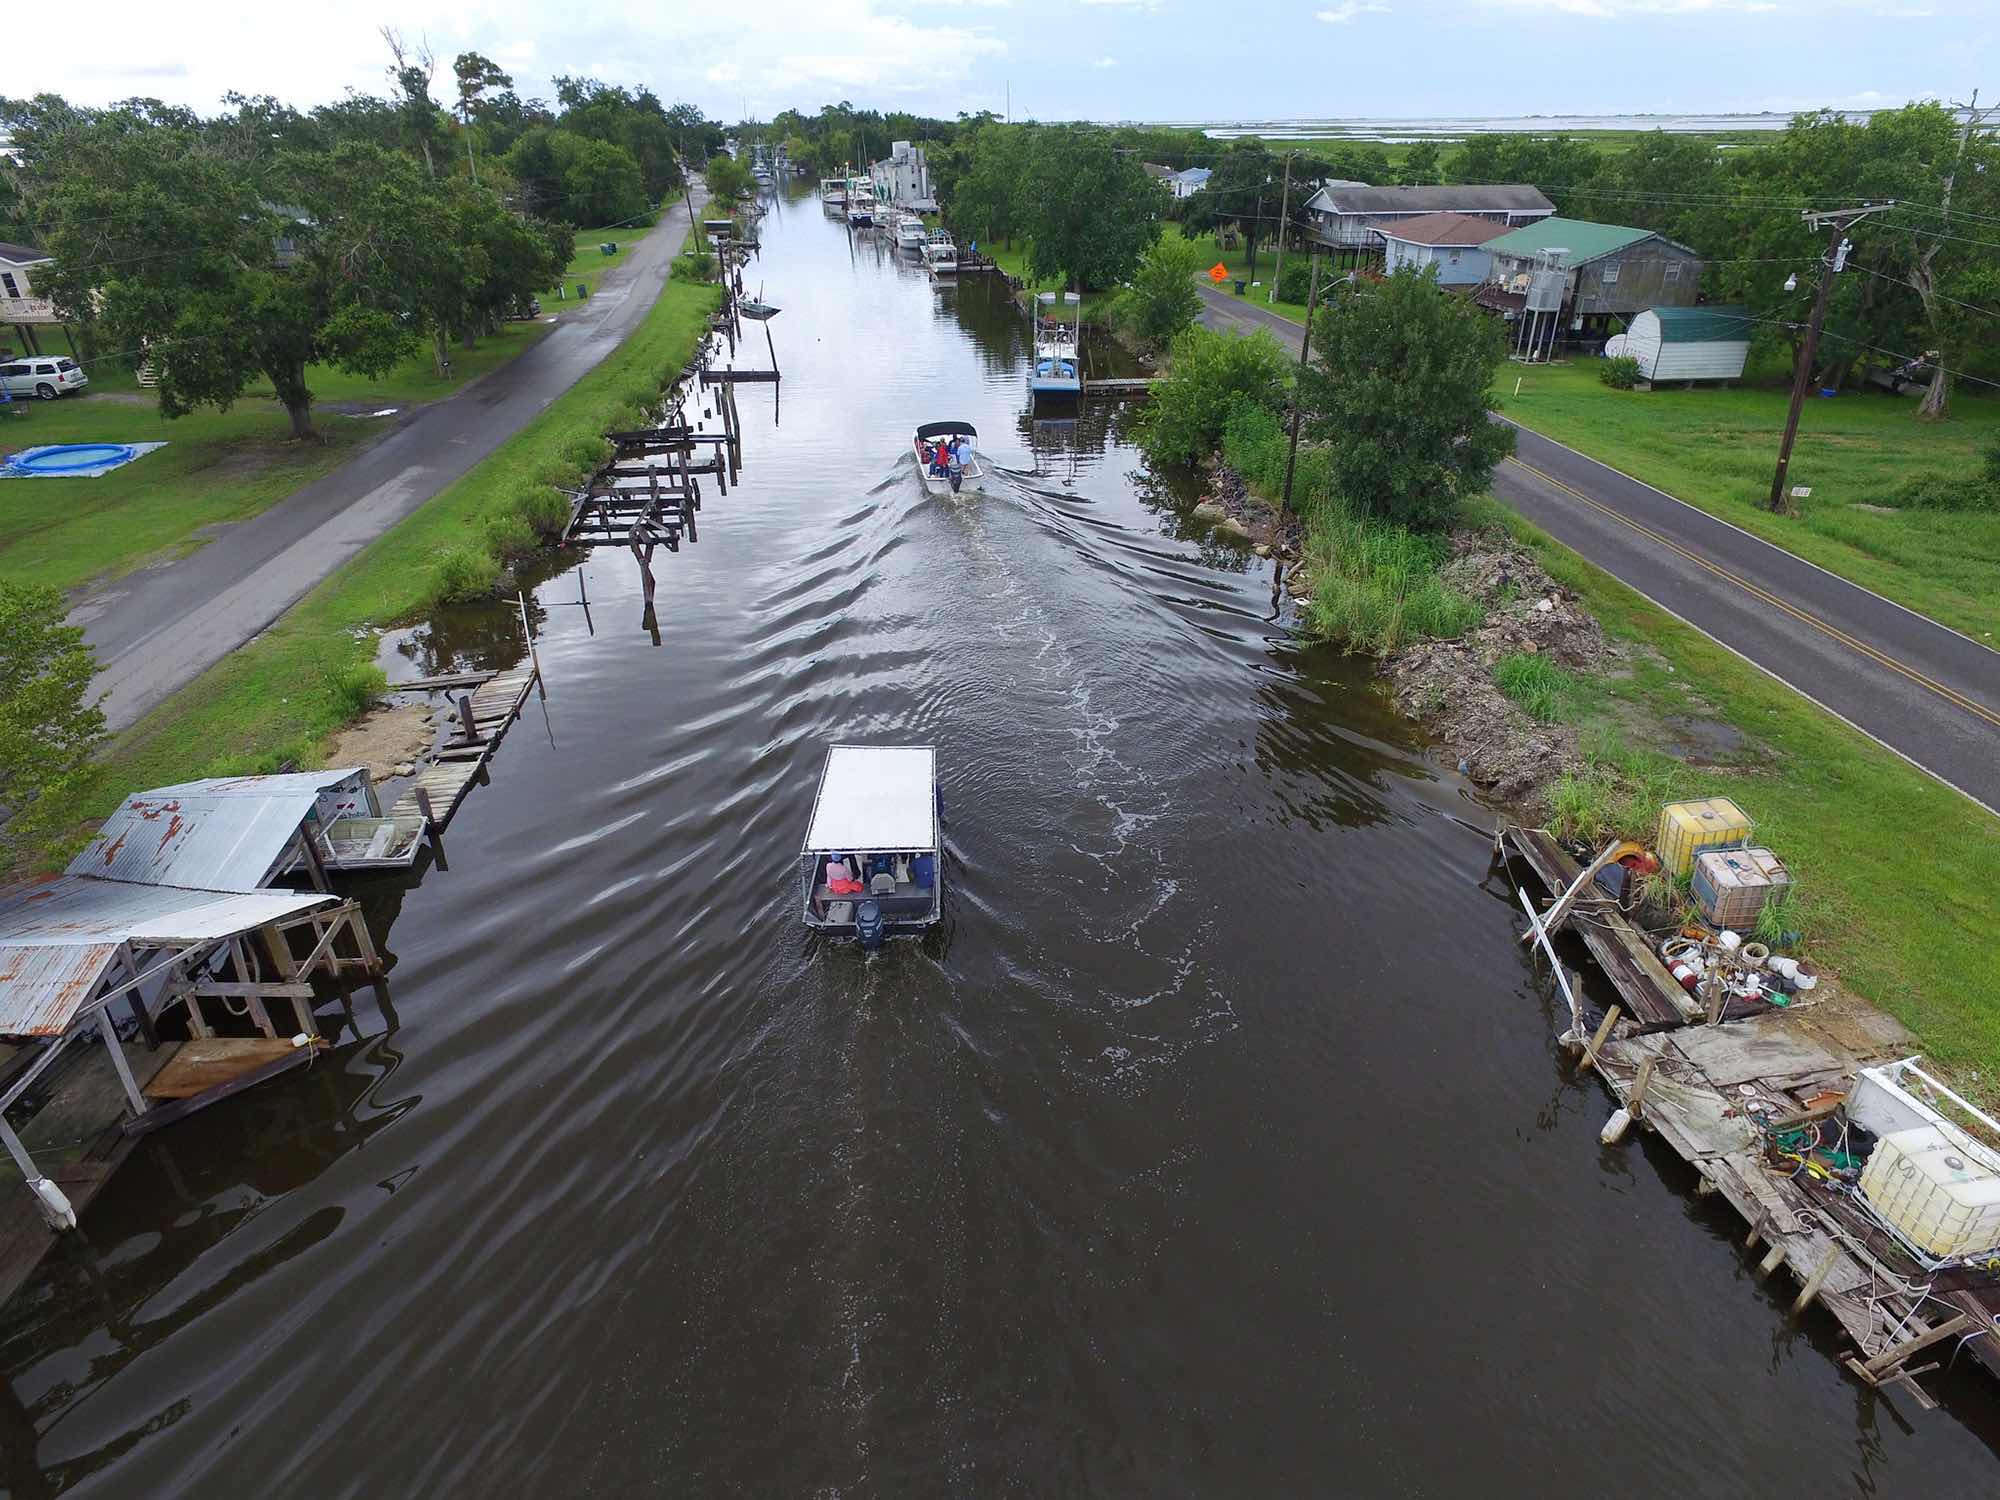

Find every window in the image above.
[56,359,79,372]
[1599,263,1621,284]
[34,363,54,374]
[0,273,17,297]
[0,364,22,377]
[1664,261,1682,284]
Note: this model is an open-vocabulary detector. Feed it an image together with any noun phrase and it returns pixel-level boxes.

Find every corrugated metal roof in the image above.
[143,768,365,800]
[0,875,332,947]
[1483,216,1659,268]
[0,943,122,1037]
[1652,304,1752,343]
[68,789,320,891]
[1309,184,1555,216]
[1378,211,1515,247]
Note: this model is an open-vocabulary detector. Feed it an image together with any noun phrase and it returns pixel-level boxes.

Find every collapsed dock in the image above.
[1501,825,2000,1408]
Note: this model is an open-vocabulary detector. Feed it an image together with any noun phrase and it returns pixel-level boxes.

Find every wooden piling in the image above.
[1577,1005,1622,1075]
[1792,1246,1841,1317]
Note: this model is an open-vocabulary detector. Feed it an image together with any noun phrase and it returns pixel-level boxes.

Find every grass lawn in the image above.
[1465,494,2000,1096]
[1501,357,2000,641]
[0,394,389,592]
[1161,224,1311,325]
[26,277,722,862]
[560,223,650,302]
[979,240,1117,319]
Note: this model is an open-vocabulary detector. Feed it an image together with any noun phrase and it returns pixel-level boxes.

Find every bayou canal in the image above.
[4,187,1998,1495]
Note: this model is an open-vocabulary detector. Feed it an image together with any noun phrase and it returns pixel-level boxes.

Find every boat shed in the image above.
[1608,304,1752,384]
[69,768,378,893]
[0,860,383,1295]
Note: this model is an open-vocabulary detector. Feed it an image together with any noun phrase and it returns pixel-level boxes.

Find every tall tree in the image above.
[0,581,106,860]
[1019,127,1161,289]
[1180,140,1277,279]
[452,51,514,184]
[1298,265,1514,530]
[381,28,445,178]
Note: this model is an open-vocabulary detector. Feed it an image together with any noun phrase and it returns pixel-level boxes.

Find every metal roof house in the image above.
[1303,183,1555,254]
[1169,167,1211,200]
[1378,211,1513,287]
[1477,217,1703,338]
[1605,304,1753,384]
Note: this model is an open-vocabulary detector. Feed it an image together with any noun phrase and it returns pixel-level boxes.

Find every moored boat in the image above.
[1030,291,1083,398]
[923,229,958,277]
[893,212,927,250]
[801,745,942,949]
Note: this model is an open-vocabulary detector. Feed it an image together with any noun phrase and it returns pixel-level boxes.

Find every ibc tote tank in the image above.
[1656,798,1753,878]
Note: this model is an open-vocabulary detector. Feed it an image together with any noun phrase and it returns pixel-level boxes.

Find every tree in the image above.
[943,123,1027,247]
[36,121,425,437]
[1445,133,1599,215]
[1019,126,1161,290]
[1298,265,1514,529]
[0,581,106,859]
[1398,141,1442,186]
[1135,325,1292,467]
[551,134,649,225]
[1181,141,1276,279]
[1123,231,1205,344]
[705,153,754,202]
[452,51,514,184]
[381,28,445,178]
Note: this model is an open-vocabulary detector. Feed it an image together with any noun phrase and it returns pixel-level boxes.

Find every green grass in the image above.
[24,276,722,865]
[1493,651,1591,723]
[0,395,389,591]
[561,223,649,302]
[1465,493,2000,1092]
[1160,225,1311,326]
[1304,510,1483,652]
[1501,357,2000,641]
[979,239,1117,319]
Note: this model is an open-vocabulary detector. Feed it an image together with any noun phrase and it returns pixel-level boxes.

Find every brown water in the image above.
[5,188,2000,1496]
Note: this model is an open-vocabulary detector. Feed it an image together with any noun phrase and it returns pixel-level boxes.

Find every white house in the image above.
[1170,167,1210,200]
[1377,211,1512,287]
[1303,183,1554,254]
[1605,304,1751,383]
[871,141,936,211]
[1,240,61,356]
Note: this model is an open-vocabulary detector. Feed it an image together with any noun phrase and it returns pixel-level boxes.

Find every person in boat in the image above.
[933,438,951,476]
[952,435,973,473]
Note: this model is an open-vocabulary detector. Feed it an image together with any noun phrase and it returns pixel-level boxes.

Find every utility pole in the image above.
[1768,202,1892,514]
[1269,152,1295,306]
[1272,254,1325,608]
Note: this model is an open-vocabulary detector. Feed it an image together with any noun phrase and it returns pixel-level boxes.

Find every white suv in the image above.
[0,357,89,399]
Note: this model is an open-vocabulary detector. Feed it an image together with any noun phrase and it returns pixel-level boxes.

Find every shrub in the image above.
[1493,652,1587,723]
[513,483,573,535]
[1136,326,1291,467]
[485,512,538,560]
[1599,355,1642,390]
[1275,258,1315,305]
[430,544,503,603]
[325,662,388,721]
[673,251,719,283]
[1886,469,1997,512]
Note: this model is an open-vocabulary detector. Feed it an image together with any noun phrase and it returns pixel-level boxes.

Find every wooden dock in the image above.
[384,666,539,863]
[1085,377,1158,400]
[1502,825,2000,1406]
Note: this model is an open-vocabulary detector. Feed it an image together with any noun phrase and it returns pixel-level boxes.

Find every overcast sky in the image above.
[27,0,1991,127]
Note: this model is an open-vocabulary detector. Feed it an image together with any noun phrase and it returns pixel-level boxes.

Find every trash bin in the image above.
[1234,279,1246,295]
[576,282,589,300]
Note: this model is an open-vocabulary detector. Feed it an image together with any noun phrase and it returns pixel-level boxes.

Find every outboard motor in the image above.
[948,464,962,494]
[855,898,885,950]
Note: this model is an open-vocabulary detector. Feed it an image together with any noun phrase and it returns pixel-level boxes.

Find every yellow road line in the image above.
[1503,456,2000,733]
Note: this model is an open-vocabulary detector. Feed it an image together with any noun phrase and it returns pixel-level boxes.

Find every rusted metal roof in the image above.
[144,768,366,800]
[68,791,311,891]
[0,943,122,1037]
[0,876,334,1038]
[1378,211,1516,247]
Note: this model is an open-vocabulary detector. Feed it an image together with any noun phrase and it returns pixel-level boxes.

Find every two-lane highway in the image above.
[1195,282,2000,812]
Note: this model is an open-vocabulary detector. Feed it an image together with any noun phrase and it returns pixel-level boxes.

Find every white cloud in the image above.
[1080,0,1163,8]
[1478,0,1786,13]
[1091,55,1119,67]
[907,0,1011,7]
[1316,2,1388,19]
[706,62,742,84]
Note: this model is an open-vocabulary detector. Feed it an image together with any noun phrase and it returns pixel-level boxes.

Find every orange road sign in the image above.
[1209,262,1229,283]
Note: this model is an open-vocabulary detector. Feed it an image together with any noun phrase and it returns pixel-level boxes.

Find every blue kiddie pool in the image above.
[0,441,163,477]
[13,443,138,473]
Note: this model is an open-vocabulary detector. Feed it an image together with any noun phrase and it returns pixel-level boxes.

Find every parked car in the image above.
[0,357,88,399]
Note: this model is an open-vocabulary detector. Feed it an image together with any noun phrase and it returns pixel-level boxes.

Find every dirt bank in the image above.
[1383,527,1610,807]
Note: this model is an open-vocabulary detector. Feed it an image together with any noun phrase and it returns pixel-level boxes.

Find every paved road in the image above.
[77,193,704,729]
[1195,283,2000,813]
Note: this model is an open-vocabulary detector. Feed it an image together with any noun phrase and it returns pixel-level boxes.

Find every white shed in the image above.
[1619,304,1751,383]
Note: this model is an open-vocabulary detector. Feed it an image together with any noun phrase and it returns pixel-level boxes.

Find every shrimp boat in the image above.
[846,180,878,227]
[801,745,942,949]
[893,212,928,251]
[1030,291,1083,398]
[923,229,958,277]
[910,420,987,496]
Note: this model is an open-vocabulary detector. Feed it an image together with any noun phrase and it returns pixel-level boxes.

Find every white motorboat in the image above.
[923,229,958,277]
[1030,291,1082,398]
[911,420,987,496]
[893,212,928,250]
[801,745,942,949]
[820,177,847,213]
[846,179,878,226]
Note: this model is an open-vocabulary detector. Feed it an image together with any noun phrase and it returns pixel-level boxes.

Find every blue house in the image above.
[1377,211,1511,287]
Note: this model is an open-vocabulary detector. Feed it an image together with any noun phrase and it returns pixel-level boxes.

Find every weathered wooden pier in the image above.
[1502,826,2000,1407]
